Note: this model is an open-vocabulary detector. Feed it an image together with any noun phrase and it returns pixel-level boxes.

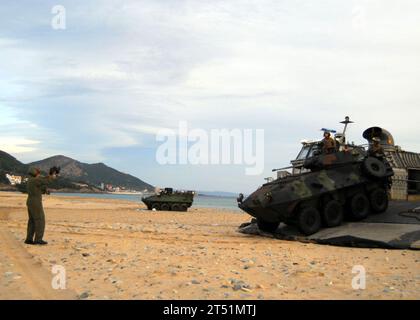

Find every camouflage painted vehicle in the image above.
[238,118,394,235]
[142,188,195,211]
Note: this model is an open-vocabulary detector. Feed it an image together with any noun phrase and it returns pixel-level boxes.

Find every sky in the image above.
[1,0,419,193]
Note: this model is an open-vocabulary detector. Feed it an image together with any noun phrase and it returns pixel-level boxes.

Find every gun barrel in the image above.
[272,166,294,172]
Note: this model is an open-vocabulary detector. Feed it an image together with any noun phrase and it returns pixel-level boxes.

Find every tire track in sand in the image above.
[0,222,77,300]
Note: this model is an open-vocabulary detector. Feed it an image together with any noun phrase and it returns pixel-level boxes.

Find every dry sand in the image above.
[0,191,418,300]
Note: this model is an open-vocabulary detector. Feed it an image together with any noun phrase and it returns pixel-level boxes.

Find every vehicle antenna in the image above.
[340,116,354,138]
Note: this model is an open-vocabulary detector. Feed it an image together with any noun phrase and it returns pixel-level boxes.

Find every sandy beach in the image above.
[0,191,418,300]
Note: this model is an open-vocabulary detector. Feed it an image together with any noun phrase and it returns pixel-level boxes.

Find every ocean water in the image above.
[51,192,241,211]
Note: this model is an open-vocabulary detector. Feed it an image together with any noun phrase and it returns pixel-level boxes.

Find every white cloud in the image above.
[0,137,40,154]
[0,0,419,190]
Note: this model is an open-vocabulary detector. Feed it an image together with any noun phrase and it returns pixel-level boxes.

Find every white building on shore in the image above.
[5,174,23,185]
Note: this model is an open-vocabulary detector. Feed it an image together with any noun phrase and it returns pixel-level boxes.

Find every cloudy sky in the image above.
[1,0,419,193]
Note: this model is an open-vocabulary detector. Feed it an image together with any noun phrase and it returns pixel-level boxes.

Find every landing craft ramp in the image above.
[238,201,420,250]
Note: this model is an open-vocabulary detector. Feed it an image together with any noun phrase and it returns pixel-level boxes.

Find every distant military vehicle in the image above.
[142,188,195,211]
[238,117,394,235]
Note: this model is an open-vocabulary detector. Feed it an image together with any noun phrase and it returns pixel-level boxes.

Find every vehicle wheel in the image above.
[171,203,180,211]
[161,203,170,211]
[349,193,370,220]
[180,204,188,212]
[369,188,388,213]
[363,157,386,178]
[322,200,344,227]
[256,218,279,233]
[151,203,160,211]
[297,207,321,235]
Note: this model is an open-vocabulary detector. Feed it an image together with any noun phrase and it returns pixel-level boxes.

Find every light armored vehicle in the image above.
[142,188,195,211]
[238,117,394,235]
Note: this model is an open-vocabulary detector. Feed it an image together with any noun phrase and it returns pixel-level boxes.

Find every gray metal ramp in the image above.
[238,201,420,250]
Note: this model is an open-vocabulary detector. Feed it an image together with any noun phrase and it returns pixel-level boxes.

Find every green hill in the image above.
[0,151,28,184]
[0,151,153,192]
[30,155,153,191]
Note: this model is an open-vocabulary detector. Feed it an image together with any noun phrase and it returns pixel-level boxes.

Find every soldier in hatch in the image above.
[321,131,336,154]
[368,137,385,158]
[24,166,59,245]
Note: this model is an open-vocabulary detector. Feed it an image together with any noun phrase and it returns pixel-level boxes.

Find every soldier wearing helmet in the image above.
[321,131,336,154]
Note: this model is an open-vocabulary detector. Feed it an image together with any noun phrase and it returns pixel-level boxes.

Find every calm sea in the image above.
[51,192,241,211]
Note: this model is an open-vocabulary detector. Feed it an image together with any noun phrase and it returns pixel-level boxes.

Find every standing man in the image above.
[25,167,59,245]
[321,131,336,154]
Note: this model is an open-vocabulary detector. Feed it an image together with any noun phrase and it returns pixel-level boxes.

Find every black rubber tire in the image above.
[297,207,321,235]
[363,157,387,178]
[369,188,389,213]
[161,203,170,211]
[171,203,181,211]
[180,204,188,212]
[256,218,280,233]
[151,203,160,211]
[322,200,344,227]
[349,193,370,220]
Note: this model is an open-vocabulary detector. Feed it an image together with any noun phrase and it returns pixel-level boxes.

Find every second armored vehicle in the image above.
[142,188,195,211]
[238,117,394,235]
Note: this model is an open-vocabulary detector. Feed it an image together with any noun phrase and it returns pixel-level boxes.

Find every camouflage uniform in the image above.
[25,168,53,243]
[321,136,336,154]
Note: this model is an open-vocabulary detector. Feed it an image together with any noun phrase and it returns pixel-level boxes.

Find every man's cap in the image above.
[28,167,40,177]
